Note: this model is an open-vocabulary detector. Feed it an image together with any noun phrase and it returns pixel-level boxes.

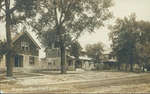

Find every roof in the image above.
[79,56,92,61]
[12,31,41,49]
[67,55,75,59]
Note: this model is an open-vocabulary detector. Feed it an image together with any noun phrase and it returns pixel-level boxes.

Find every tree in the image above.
[135,21,150,71]
[69,41,82,59]
[109,14,138,71]
[68,41,82,69]
[31,0,113,73]
[0,0,38,76]
[110,14,150,72]
[85,42,104,64]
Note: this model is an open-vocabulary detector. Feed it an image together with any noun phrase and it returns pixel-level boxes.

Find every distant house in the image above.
[44,43,76,71]
[79,56,95,71]
[0,31,40,72]
[74,50,95,70]
[101,50,118,69]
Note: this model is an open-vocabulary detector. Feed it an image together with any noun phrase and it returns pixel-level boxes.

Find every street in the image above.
[0,71,150,93]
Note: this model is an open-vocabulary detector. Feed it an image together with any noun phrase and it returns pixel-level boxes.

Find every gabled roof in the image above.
[12,31,41,49]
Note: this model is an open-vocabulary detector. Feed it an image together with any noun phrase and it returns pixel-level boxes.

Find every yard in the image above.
[0,70,150,93]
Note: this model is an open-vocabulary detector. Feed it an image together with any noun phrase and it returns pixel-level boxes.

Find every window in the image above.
[48,62,52,65]
[53,61,56,65]
[58,49,61,57]
[68,60,72,66]
[29,56,35,65]
[89,63,91,66]
[21,41,29,51]
[109,55,112,59]
[14,55,23,67]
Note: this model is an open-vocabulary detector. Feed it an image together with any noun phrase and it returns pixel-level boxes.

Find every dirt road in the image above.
[23,74,150,93]
[0,71,150,93]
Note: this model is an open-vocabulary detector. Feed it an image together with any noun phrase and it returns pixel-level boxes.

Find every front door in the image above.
[14,55,23,67]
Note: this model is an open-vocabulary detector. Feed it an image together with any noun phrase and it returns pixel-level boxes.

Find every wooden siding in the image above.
[13,33,39,56]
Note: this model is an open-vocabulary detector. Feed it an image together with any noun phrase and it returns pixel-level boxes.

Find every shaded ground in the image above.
[0,71,150,93]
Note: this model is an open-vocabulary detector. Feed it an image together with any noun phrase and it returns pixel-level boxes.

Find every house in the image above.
[0,31,40,72]
[79,56,95,71]
[74,50,95,70]
[44,43,76,71]
[101,50,118,70]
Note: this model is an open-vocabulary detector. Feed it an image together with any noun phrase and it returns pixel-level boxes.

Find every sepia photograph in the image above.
[0,0,150,93]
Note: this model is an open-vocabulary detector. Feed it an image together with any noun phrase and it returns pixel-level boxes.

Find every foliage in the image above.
[85,42,104,63]
[109,14,138,71]
[31,0,113,47]
[0,0,39,76]
[0,40,15,61]
[135,21,150,69]
[110,14,150,71]
[0,0,38,24]
[30,0,113,73]
[69,41,82,59]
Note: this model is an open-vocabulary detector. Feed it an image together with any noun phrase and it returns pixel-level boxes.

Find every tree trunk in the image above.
[117,62,121,71]
[130,62,133,72]
[6,53,13,76]
[125,64,128,71]
[60,43,67,74]
[5,0,13,77]
[142,66,145,72]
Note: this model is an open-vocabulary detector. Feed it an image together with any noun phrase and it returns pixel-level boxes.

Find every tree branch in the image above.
[53,0,58,26]
[0,3,5,7]
[0,0,4,5]
[0,0,5,12]
[59,0,64,24]
[0,7,5,12]
[9,6,16,14]
[60,0,73,26]
[0,15,5,20]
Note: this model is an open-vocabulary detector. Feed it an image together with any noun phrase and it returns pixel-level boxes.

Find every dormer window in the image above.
[21,41,29,51]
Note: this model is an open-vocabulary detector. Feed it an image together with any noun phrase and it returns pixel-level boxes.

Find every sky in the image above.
[78,0,150,49]
[0,0,150,58]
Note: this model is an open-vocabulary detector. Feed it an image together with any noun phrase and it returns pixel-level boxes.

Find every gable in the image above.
[12,31,40,49]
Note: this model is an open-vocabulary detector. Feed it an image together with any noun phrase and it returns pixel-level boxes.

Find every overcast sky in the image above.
[78,0,150,49]
[0,0,150,58]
